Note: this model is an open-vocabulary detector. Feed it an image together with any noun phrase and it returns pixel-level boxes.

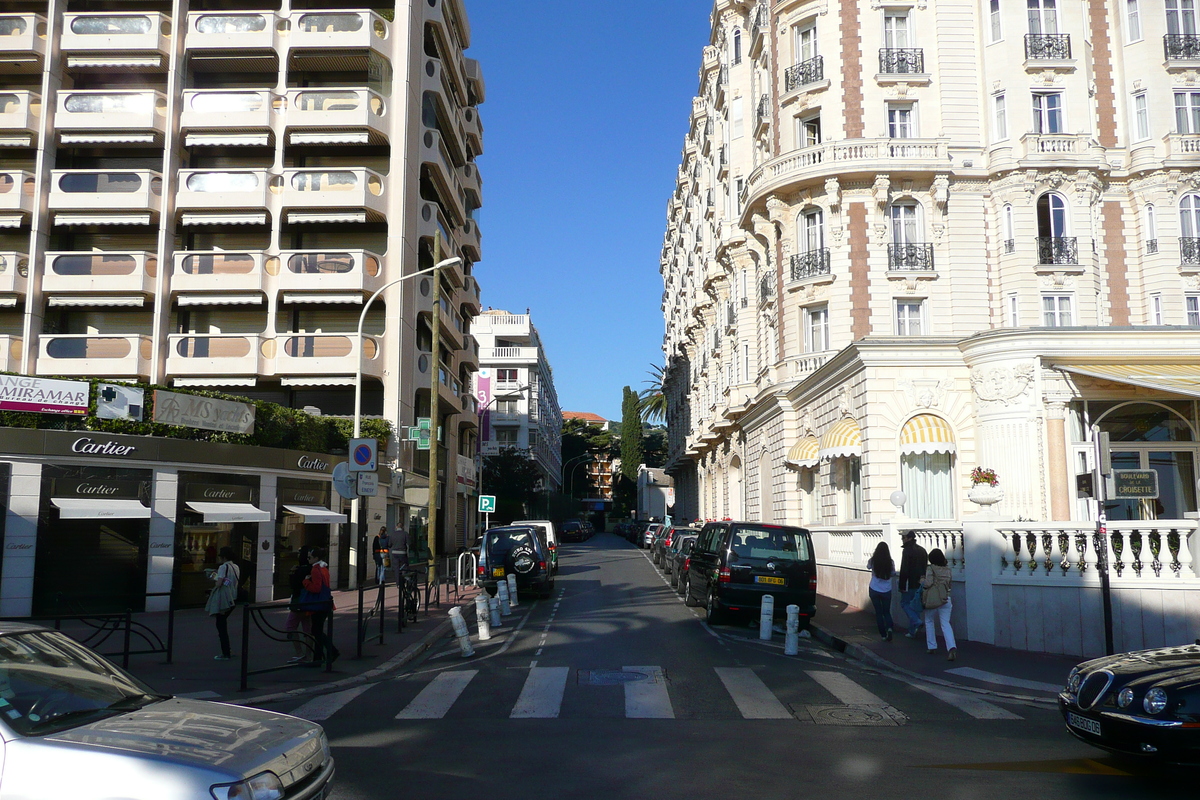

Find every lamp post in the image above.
[562,453,593,499]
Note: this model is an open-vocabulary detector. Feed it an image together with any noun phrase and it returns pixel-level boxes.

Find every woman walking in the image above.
[284,546,313,663]
[866,541,895,642]
[301,548,340,666]
[921,548,957,660]
[205,546,240,660]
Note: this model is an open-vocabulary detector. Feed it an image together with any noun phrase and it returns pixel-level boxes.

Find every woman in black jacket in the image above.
[284,546,313,662]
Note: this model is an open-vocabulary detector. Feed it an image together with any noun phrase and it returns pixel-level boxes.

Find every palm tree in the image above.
[637,364,667,425]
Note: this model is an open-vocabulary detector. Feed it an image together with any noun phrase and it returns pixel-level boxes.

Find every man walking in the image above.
[390,524,410,586]
[898,531,928,638]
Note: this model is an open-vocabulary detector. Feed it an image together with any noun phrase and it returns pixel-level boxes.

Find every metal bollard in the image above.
[488,596,502,627]
[506,574,519,608]
[759,595,774,640]
[785,604,800,655]
[448,607,475,657]
[475,594,492,641]
[497,581,512,616]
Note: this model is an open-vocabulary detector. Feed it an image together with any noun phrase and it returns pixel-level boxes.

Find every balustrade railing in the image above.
[879,48,923,74]
[995,522,1197,582]
[784,56,823,90]
[1025,33,1071,60]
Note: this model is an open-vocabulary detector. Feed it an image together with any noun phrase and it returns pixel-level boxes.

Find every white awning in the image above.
[52,497,151,519]
[185,501,272,523]
[289,132,369,145]
[0,215,22,228]
[281,292,361,304]
[176,293,263,306]
[280,376,356,386]
[283,505,347,524]
[287,211,366,224]
[174,377,257,387]
[55,213,152,226]
[185,134,271,147]
[61,133,156,145]
[180,212,268,226]
[47,295,145,307]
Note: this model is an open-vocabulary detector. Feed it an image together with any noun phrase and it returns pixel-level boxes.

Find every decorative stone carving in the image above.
[838,385,854,418]
[801,406,814,435]
[766,196,789,225]
[898,378,954,410]
[970,364,1035,407]
[1074,171,1104,207]
[872,174,891,213]
[824,177,841,212]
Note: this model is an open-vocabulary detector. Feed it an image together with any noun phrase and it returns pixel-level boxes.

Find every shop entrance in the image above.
[274,481,343,599]
[173,477,266,609]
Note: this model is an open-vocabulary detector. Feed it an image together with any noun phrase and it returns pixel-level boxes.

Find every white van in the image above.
[512,520,558,574]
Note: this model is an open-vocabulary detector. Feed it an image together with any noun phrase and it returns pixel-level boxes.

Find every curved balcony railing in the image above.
[166,334,261,377]
[61,13,172,55]
[279,250,382,294]
[879,48,923,74]
[1165,34,1200,61]
[0,334,21,372]
[887,243,935,271]
[745,138,948,202]
[173,251,265,293]
[784,56,823,91]
[1036,236,1078,266]
[790,248,831,281]
[48,170,162,215]
[290,10,389,52]
[0,252,28,295]
[0,91,40,133]
[286,88,387,141]
[180,89,273,133]
[186,12,276,50]
[282,168,385,214]
[1025,33,1070,60]
[56,90,166,132]
[1182,237,1200,267]
[276,333,380,376]
[42,251,157,293]
[176,169,268,209]
[0,171,35,213]
[38,334,152,378]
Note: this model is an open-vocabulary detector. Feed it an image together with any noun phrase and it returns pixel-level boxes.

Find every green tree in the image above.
[482,447,543,522]
[642,426,667,468]
[619,386,643,482]
[637,364,667,425]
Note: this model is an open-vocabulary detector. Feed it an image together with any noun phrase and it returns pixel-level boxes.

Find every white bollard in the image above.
[785,604,800,655]
[475,594,492,641]
[488,596,502,627]
[759,595,774,640]
[507,574,519,608]
[497,580,512,616]
[448,606,475,657]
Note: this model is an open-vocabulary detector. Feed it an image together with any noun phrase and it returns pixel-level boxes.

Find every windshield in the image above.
[0,630,162,736]
[729,526,810,562]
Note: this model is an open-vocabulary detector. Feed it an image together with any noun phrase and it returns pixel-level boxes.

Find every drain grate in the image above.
[797,704,907,727]
[577,669,655,686]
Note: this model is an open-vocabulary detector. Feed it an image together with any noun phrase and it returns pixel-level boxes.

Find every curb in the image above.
[811,622,1060,708]
[239,594,475,706]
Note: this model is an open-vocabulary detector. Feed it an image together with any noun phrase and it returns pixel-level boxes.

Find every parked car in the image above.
[561,519,585,543]
[666,533,698,586]
[651,526,677,566]
[512,520,559,575]
[626,521,648,544]
[0,622,335,800]
[682,521,817,627]
[1059,644,1200,763]
[478,525,555,599]
[641,523,663,549]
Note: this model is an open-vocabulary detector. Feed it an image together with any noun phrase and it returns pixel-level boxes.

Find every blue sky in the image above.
[466,1,712,421]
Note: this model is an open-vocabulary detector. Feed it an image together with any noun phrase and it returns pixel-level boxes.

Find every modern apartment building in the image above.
[562,410,617,508]
[0,1,485,571]
[475,310,563,495]
[662,0,1200,530]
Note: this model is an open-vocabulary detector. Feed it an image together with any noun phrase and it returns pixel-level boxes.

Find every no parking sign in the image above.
[348,438,377,472]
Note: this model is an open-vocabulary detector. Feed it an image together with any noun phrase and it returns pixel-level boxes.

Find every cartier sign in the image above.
[185,483,253,504]
[71,437,137,457]
[297,456,329,472]
[53,479,144,500]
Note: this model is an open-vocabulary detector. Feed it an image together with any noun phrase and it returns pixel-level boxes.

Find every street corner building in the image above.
[0,0,488,613]
[660,0,1200,658]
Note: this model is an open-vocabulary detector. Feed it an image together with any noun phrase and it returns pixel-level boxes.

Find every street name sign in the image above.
[1112,469,1159,500]
[357,471,379,497]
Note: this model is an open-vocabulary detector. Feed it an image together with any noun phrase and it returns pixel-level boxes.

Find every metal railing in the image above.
[784,56,823,90]
[238,600,326,691]
[1,592,175,668]
[355,580,397,658]
[756,95,770,127]
[790,248,831,280]
[887,242,935,271]
[1182,237,1200,266]
[1004,239,1016,254]
[1036,236,1078,265]
[1025,33,1071,60]
[1164,33,1200,61]
[456,551,479,587]
[879,48,923,74]
[1147,239,1159,255]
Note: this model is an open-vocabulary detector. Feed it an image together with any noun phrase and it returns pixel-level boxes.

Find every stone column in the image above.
[1046,402,1071,521]
[257,475,277,603]
[1,462,41,617]
[146,470,178,613]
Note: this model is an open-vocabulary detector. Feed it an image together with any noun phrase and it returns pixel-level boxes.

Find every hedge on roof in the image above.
[0,373,391,454]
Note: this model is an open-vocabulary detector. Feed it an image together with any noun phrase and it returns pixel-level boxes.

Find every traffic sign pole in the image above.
[1092,425,1115,656]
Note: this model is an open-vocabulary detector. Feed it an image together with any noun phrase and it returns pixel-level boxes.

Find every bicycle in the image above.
[400,569,420,624]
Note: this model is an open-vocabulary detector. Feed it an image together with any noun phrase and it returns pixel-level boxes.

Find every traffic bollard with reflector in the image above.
[488,596,502,627]
[497,580,512,616]
[448,606,475,657]
[785,605,800,655]
[759,595,774,640]
[507,574,519,608]
[476,594,492,641]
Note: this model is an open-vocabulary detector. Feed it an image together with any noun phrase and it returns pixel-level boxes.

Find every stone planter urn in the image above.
[968,484,1004,506]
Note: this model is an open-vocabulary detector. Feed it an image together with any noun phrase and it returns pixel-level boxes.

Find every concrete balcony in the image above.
[421,128,465,221]
[172,251,267,294]
[273,333,382,378]
[1164,134,1200,169]
[49,170,163,225]
[478,312,530,337]
[176,170,270,214]
[459,161,481,208]
[60,13,173,69]
[419,201,454,250]
[166,334,262,378]
[37,334,153,379]
[1017,133,1105,167]
[457,218,481,261]
[0,91,41,146]
[55,90,167,144]
[180,90,274,146]
[0,335,21,371]
[285,88,387,145]
[461,105,482,156]
[289,10,390,57]
[0,171,35,221]
[281,168,386,224]
[278,249,382,299]
[42,251,158,296]
[185,11,278,51]
[0,15,47,70]
[0,252,28,304]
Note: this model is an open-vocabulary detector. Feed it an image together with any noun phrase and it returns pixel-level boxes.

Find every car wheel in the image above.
[706,588,724,626]
[669,570,678,588]
[682,575,699,607]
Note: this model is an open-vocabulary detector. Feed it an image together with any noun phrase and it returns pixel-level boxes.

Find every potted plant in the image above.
[968,466,1004,506]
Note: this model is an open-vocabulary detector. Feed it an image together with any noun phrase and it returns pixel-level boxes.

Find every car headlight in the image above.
[319,732,332,764]
[1067,668,1081,694]
[1143,687,1169,715]
[210,771,285,800]
[1117,687,1134,709]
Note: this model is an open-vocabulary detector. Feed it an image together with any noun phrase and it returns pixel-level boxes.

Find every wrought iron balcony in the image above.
[785,56,823,90]
[887,243,934,271]
[1004,239,1016,254]
[756,95,770,126]
[1025,33,1071,60]
[1147,239,1159,255]
[759,275,774,303]
[1036,236,1078,265]
[1165,34,1200,61]
[790,249,831,281]
[1183,237,1200,266]
[726,302,736,326]
[879,48,923,74]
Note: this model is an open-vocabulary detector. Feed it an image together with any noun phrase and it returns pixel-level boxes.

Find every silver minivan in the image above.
[0,622,334,800]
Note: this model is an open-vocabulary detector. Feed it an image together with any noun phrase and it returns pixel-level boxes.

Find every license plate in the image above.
[1067,712,1101,736]
[492,567,505,577]
[755,576,786,585]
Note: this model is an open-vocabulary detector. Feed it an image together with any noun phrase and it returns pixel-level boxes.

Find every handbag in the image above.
[922,569,950,609]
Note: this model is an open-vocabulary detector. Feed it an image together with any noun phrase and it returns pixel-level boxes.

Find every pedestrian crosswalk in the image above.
[290,664,1027,725]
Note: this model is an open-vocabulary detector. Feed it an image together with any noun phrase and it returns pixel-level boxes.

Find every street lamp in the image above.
[563,453,593,499]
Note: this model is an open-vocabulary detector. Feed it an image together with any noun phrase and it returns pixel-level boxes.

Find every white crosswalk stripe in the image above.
[291,685,374,722]
[623,666,674,718]
[907,681,1023,720]
[396,670,478,720]
[511,667,570,719]
[805,670,889,706]
[714,667,793,719]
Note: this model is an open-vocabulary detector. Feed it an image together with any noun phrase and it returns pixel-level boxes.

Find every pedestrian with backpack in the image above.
[284,546,313,663]
[300,548,339,666]
[205,546,240,661]
[921,548,956,661]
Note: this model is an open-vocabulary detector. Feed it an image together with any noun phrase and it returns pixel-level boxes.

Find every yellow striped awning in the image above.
[818,417,862,460]
[899,414,957,455]
[785,435,820,468]
[1054,363,1200,398]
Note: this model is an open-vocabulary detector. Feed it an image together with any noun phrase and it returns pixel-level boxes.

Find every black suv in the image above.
[681,521,816,627]
[478,525,555,599]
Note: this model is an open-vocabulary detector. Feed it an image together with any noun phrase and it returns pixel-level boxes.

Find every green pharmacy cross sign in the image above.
[409,418,432,451]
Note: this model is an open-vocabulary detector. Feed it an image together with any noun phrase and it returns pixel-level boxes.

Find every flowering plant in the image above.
[970,467,999,487]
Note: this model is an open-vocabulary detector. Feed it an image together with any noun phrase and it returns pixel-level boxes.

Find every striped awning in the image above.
[785,435,820,468]
[899,414,957,455]
[819,418,862,460]
[1054,363,1200,399]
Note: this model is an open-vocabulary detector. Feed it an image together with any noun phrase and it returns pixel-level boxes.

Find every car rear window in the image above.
[485,529,533,558]
[729,526,810,561]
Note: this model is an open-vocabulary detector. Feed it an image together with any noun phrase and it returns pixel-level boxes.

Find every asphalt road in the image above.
[264,533,1198,798]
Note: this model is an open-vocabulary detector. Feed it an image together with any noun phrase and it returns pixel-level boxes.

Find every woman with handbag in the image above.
[372,527,391,584]
[205,547,240,661]
[921,548,956,661]
[866,541,896,642]
[300,548,339,666]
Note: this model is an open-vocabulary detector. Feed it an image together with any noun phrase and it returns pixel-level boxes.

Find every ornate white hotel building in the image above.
[0,1,485,552]
[662,0,1200,530]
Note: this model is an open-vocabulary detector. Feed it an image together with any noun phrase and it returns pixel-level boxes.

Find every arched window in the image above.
[1145,203,1158,253]
[732,28,743,64]
[1003,204,1015,252]
[1036,193,1075,265]
[1095,402,1197,521]
[898,415,957,520]
[798,208,823,252]
[1180,194,1200,238]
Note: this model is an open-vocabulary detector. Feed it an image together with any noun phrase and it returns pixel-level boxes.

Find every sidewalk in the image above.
[810,593,1076,703]
[88,582,481,705]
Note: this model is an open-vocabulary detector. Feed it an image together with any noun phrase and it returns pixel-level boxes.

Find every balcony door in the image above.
[1027,0,1059,34]
[1096,402,1198,521]
[1168,0,1198,35]
[1036,193,1068,238]
[796,24,817,62]
[883,12,910,48]
[800,208,823,252]
[890,203,920,245]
